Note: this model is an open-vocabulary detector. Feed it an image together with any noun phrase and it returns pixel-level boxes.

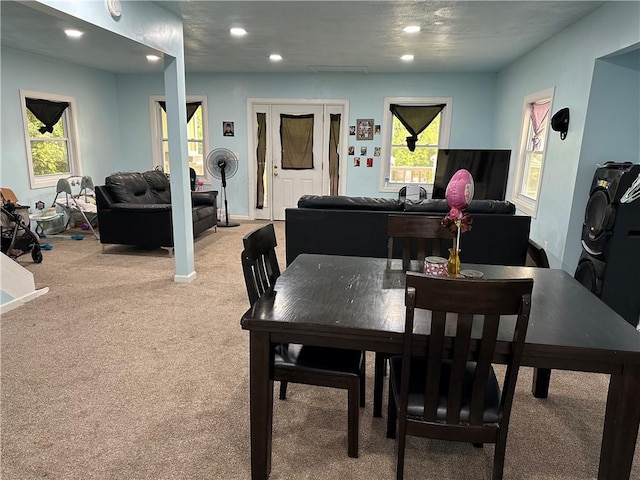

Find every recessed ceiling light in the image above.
[403,25,421,34]
[64,29,84,38]
[230,27,247,37]
[401,54,414,61]
[270,54,283,62]
[146,55,161,62]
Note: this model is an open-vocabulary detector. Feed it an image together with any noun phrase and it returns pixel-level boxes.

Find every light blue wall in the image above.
[493,1,640,272]
[566,56,640,270]
[4,49,497,220]
[0,47,121,209]
[116,72,497,213]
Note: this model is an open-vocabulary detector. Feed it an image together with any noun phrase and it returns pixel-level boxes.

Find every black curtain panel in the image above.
[256,112,267,208]
[329,113,341,195]
[280,114,314,169]
[390,104,445,151]
[25,98,70,134]
[158,101,202,122]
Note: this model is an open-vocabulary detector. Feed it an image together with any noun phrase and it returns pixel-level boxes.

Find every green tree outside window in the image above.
[389,113,441,184]
[27,110,70,176]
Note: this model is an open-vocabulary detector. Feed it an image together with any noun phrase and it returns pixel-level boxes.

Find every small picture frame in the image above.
[354,157,361,167]
[348,146,355,155]
[349,125,356,136]
[374,147,381,157]
[356,118,374,141]
[223,121,234,137]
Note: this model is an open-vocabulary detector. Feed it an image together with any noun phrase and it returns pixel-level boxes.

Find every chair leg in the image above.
[347,378,360,458]
[279,381,288,400]
[374,352,386,417]
[492,430,508,480]
[386,376,397,439]
[396,418,407,480]
[532,367,552,398]
[359,356,366,408]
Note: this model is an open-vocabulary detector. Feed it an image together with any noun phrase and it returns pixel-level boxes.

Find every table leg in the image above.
[531,367,551,398]
[599,365,640,479]
[249,331,274,480]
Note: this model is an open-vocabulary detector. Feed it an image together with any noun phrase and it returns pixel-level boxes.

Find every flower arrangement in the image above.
[441,209,473,235]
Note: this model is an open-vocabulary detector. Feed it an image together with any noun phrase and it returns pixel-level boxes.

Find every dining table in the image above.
[240,253,640,480]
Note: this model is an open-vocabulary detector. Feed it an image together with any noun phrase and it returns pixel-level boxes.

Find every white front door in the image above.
[271,104,325,220]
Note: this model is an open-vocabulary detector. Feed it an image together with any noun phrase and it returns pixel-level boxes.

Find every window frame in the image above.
[511,87,555,218]
[379,96,452,193]
[149,95,209,180]
[20,90,81,189]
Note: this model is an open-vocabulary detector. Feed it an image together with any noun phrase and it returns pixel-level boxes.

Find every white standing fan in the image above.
[205,148,240,227]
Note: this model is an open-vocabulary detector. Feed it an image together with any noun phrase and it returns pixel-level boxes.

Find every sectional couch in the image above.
[285,195,531,266]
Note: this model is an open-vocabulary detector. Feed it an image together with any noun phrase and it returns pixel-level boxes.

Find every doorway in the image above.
[248,99,349,220]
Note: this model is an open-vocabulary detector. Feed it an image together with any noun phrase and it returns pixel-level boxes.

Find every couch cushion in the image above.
[403,199,451,213]
[143,170,171,203]
[405,199,516,214]
[105,172,156,204]
[297,195,403,211]
[192,205,216,221]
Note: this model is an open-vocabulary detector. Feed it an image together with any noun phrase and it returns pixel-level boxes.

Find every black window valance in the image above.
[158,101,202,122]
[25,98,69,134]
[390,104,445,151]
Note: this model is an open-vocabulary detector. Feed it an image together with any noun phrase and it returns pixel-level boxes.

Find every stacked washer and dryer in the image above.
[574,162,640,327]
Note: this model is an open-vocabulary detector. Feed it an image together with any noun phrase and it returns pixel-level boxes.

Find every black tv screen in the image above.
[432,149,511,201]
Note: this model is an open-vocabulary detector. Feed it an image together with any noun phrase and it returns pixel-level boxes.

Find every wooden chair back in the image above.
[526,238,550,268]
[241,223,281,306]
[387,214,454,270]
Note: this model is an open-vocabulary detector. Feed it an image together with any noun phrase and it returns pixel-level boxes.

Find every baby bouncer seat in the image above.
[51,176,99,240]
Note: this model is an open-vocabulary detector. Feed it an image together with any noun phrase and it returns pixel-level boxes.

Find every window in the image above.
[380,97,452,193]
[21,90,80,189]
[512,88,554,217]
[151,96,208,176]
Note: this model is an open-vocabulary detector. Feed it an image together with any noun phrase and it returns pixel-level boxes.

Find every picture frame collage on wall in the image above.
[349,118,381,168]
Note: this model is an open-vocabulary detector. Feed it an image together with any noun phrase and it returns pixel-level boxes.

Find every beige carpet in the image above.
[1,221,639,479]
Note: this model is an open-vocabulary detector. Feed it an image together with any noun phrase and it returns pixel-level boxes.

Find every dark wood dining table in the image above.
[240,254,640,480]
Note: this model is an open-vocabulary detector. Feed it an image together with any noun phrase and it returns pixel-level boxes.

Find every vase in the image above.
[447,240,461,277]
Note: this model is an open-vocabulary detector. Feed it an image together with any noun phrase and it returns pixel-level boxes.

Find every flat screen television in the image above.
[432,149,511,201]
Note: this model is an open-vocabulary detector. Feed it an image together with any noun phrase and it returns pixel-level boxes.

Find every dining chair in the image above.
[386,273,533,480]
[373,214,454,417]
[240,223,366,458]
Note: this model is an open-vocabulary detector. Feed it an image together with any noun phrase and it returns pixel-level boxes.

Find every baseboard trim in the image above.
[174,271,196,284]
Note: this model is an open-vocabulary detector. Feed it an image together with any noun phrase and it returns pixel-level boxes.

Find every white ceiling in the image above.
[0,1,618,75]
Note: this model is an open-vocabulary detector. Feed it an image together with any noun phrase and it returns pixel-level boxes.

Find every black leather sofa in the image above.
[95,170,217,249]
[285,195,531,266]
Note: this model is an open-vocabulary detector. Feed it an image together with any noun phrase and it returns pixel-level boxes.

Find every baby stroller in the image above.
[1,200,43,263]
